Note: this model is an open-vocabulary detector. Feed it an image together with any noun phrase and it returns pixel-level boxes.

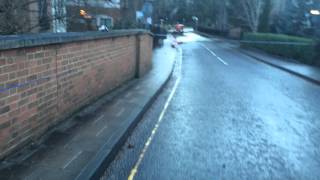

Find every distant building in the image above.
[1,0,153,35]
[120,0,145,28]
[66,0,122,32]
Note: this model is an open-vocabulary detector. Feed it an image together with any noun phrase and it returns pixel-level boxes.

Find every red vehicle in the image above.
[175,24,184,34]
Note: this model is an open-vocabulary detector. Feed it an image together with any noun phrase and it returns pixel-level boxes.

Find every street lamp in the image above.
[80,9,91,19]
[310,9,320,15]
[80,9,87,16]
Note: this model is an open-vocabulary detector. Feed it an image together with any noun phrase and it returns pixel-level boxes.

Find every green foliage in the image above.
[198,26,228,37]
[258,0,271,33]
[154,0,228,29]
[275,0,319,37]
[241,33,317,64]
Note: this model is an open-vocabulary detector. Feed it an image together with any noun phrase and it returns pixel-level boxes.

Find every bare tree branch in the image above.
[239,0,264,32]
[0,0,96,35]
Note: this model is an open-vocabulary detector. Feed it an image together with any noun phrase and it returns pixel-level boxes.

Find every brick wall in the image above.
[0,31,153,158]
[138,35,153,76]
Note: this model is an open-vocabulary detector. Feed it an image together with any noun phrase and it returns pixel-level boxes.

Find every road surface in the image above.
[102,32,320,180]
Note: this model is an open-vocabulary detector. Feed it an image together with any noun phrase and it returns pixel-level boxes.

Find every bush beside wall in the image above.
[197,26,229,37]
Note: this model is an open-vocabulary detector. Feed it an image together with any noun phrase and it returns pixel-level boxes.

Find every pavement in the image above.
[0,38,177,180]
[101,32,320,180]
[240,49,320,85]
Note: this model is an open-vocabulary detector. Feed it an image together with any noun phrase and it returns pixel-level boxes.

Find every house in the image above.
[1,0,155,35]
[0,0,124,35]
[120,0,156,29]
[66,0,122,32]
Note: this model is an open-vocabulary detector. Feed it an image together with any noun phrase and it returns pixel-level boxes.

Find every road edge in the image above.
[75,49,178,180]
[195,30,320,86]
[240,49,320,86]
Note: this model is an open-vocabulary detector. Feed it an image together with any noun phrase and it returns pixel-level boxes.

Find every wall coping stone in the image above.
[0,29,153,51]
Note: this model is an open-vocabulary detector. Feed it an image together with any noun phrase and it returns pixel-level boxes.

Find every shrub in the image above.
[241,33,317,64]
[198,26,228,37]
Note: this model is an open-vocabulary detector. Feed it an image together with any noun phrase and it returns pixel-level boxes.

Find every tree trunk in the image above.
[240,0,264,32]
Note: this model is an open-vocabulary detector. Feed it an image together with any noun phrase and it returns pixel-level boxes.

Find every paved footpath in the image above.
[0,39,177,180]
[241,49,320,85]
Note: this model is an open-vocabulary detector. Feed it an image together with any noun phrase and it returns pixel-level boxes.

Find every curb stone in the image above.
[240,49,320,86]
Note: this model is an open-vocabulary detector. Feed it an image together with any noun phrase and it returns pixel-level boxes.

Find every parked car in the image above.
[174,24,184,34]
[151,24,167,47]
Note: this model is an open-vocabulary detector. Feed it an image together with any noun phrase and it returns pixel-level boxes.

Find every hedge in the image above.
[197,26,228,37]
[241,33,317,65]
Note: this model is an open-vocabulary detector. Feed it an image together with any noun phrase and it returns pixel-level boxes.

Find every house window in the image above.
[121,0,129,8]
[97,16,113,28]
[101,18,112,27]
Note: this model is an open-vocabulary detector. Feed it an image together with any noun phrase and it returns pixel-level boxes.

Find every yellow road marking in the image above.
[128,48,182,180]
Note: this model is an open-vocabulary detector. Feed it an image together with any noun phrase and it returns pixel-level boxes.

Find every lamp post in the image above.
[309,9,320,38]
[310,9,320,16]
[192,16,199,31]
[311,9,320,55]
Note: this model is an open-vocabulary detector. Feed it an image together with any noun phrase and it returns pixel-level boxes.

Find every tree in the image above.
[215,1,229,31]
[0,0,68,35]
[271,0,320,37]
[51,0,67,32]
[239,0,265,32]
[0,0,32,35]
[153,0,191,24]
[258,0,271,32]
[154,0,257,32]
[0,0,117,35]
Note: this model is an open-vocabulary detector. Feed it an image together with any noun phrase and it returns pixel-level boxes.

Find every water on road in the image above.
[102,32,320,180]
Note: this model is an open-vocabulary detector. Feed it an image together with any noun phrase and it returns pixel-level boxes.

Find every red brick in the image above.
[17,69,29,77]
[6,57,16,64]
[26,47,42,54]
[0,59,6,66]
[34,52,44,59]
[1,50,17,57]
[9,73,16,80]
[9,102,17,110]
[3,64,18,73]
[8,109,20,118]
[0,74,9,82]
[0,91,9,100]
[27,54,34,60]
[7,94,19,102]
[0,106,10,115]
[5,80,19,88]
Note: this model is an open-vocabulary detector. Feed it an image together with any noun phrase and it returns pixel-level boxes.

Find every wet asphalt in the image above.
[102,33,320,180]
